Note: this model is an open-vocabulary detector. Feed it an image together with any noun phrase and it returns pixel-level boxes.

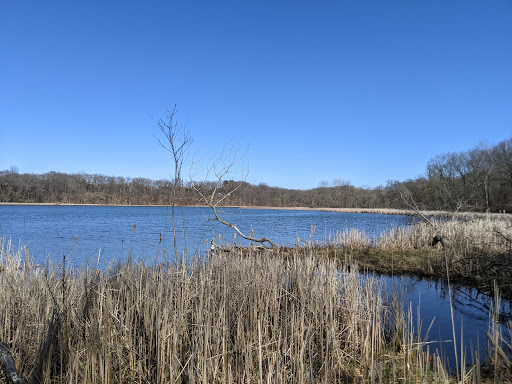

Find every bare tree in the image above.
[155,105,193,260]
[332,178,352,208]
[190,142,277,249]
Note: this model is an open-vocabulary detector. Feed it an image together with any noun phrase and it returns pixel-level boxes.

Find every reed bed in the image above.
[319,207,510,220]
[325,216,512,255]
[308,216,512,302]
[0,238,461,383]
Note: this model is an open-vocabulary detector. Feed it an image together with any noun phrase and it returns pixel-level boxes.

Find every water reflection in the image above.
[380,273,511,370]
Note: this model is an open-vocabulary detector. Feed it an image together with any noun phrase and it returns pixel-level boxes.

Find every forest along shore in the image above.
[2,137,511,213]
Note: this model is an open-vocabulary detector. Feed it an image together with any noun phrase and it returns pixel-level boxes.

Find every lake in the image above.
[0,205,510,369]
[0,205,413,266]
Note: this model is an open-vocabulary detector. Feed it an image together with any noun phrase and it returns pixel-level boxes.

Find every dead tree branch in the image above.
[399,191,436,228]
[399,191,450,247]
[0,342,25,384]
[191,142,277,248]
[211,205,276,248]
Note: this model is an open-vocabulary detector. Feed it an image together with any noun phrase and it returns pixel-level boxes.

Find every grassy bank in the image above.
[318,207,509,219]
[294,215,512,300]
[4,239,510,383]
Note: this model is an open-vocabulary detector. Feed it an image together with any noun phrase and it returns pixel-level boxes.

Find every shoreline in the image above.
[0,202,509,218]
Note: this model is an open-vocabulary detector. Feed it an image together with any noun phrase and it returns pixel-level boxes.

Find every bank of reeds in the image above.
[307,216,512,300]
[318,207,510,219]
[319,215,510,254]
[0,237,464,383]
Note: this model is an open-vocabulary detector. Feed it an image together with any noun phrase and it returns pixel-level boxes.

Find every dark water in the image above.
[379,274,511,371]
[0,205,510,369]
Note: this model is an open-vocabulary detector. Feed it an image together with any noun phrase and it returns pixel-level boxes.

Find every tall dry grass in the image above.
[325,216,512,254]
[0,237,460,383]
[316,216,512,300]
[319,207,510,220]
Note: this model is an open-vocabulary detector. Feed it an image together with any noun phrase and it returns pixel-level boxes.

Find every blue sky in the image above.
[1,1,511,190]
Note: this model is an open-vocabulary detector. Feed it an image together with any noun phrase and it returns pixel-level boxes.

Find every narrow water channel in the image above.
[380,273,511,371]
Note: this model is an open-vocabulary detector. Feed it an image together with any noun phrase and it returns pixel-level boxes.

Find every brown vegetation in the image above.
[1,211,511,382]
[302,215,512,300]
[5,237,510,383]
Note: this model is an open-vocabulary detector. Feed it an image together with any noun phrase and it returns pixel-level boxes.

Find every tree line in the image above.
[1,138,510,212]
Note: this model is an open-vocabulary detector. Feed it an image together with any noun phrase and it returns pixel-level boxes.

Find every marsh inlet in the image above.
[379,274,511,370]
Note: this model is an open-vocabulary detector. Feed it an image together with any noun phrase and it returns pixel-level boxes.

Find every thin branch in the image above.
[399,191,436,229]
[154,105,193,261]
[190,141,276,248]
[211,205,277,248]
[494,228,512,244]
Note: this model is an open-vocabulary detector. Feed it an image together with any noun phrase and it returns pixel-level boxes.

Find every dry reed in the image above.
[323,216,512,254]
[0,237,459,383]
[311,216,512,302]
[318,207,510,220]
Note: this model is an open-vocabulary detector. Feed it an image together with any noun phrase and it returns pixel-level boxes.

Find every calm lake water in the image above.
[0,205,413,266]
[0,205,510,369]
[379,274,511,371]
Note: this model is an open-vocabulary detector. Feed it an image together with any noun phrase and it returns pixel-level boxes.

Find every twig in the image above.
[399,192,436,229]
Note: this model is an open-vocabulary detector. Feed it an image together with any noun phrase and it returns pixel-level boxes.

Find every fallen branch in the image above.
[399,191,436,228]
[0,342,25,384]
[211,206,277,248]
[494,228,512,244]
[191,141,277,249]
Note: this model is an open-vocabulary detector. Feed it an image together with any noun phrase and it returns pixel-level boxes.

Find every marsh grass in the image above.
[309,216,512,299]
[319,208,509,221]
[1,213,511,383]
[0,237,458,383]
[321,216,511,254]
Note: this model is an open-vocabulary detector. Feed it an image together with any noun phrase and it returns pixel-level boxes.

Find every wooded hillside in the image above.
[1,138,510,212]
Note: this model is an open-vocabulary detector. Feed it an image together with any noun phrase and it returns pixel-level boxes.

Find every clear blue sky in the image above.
[1,1,511,190]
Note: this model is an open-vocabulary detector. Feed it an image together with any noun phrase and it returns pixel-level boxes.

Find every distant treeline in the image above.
[1,138,511,212]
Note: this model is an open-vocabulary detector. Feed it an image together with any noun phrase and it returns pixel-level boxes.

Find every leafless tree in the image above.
[155,105,193,260]
[1,137,511,211]
[190,142,277,248]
